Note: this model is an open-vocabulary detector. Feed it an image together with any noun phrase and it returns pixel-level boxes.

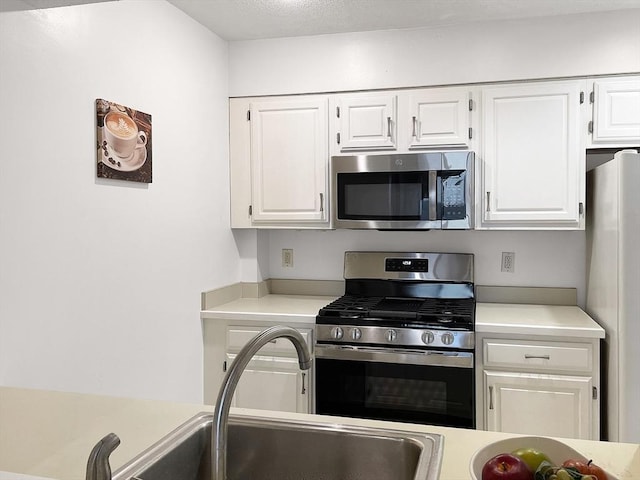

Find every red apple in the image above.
[562,459,608,480]
[482,453,533,480]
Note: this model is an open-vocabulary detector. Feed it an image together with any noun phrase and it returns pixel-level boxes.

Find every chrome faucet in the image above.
[86,433,120,480]
[212,325,312,480]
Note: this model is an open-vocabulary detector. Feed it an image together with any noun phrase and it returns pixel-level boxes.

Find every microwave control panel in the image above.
[441,172,467,220]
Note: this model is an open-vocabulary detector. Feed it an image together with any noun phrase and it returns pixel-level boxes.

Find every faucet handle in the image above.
[86,433,120,480]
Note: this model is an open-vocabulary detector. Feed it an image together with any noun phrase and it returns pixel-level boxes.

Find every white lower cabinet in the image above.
[478,336,600,440]
[203,322,313,414]
[484,371,592,440]
[226,354,310,413]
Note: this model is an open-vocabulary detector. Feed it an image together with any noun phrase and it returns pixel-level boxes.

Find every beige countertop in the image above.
[200,294,336,324]
[476,302,605,338]
[1,387,637,480]
[201,294,605,338]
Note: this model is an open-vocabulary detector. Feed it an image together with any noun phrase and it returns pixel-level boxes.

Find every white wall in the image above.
[229,9,640,97]
[268,230,586,303]
[229,9,640,308]
[0,1,238,402]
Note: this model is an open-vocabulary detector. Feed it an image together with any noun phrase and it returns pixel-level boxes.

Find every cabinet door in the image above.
[485,370,592,440]
[591,77,640,146]
[481,81,586,229]
[229,98,253,228]
[405,88,472,149]
[227,354,310,414]
[334,93,397,151]
[250,97,328,224]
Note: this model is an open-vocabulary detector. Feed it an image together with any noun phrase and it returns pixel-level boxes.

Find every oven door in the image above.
[315,345,475,429]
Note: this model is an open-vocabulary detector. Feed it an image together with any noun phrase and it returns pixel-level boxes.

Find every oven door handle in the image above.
[315,344,474,368]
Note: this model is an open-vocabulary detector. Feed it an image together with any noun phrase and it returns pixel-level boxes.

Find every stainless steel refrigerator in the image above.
[586,149,640,443]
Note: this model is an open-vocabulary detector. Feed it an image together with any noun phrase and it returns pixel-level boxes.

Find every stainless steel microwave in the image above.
[331,151,474,230]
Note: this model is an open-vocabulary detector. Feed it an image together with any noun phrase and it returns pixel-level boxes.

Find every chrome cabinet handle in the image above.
[525,354,550,360]
[486,192,491,212]
[319,193,324,212]
[489,386,494,410]
[412,116,417,138]
[387,116,392,138]
[301,372,307,394]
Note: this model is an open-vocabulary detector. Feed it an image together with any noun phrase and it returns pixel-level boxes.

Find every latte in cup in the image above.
[105,112,137,139]
[103,111,146,159]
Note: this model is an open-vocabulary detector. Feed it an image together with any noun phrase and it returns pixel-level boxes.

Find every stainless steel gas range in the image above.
[315,251,476,429]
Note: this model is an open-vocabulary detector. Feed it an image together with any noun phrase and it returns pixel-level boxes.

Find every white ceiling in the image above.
[0,0,111,11]
[3,0,640,41]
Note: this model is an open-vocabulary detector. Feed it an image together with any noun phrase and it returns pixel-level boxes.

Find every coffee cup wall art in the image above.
[96,99,152,183]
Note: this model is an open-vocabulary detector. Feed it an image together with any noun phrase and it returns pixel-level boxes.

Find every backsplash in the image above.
[262,229,587,306]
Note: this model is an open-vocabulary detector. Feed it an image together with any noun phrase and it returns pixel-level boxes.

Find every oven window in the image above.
[316,358,474,429]
[367,377,446,412]
[337,172,428,220]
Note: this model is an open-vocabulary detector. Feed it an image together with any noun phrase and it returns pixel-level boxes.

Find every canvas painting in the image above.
[96,99,152,183]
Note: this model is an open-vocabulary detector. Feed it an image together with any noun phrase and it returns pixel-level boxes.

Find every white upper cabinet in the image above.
[480,80,587,229]
[229,95,330,228]
[229,76,632,231]
[589,76,640,147]
[330,87,476,156]
[401,87,473,149]
[250,97,328,224]
[332,93,397,152]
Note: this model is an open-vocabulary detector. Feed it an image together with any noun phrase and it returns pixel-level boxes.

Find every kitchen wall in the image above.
[1,3,638,403]
[229,9,640,97]
[266,229,586,296]
[0,1,237,402]
[229,9,640,307]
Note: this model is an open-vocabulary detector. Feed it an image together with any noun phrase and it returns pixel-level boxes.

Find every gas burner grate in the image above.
[318,295,383,317]
[418,298,475,317]
[318,295,475,330]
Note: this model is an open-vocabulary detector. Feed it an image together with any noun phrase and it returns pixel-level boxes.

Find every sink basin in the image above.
[112,412,443,480]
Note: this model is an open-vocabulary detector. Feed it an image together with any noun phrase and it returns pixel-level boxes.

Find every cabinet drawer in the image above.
[227,326,312,355]
[483,339,592,373]
[226,353,305,371]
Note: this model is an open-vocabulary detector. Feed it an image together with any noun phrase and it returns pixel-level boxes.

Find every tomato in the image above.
[561,459,608,480]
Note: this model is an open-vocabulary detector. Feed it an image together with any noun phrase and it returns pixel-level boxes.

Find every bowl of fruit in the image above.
[470,436,616,480]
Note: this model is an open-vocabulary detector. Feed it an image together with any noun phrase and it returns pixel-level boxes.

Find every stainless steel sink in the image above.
[112,412,443,480]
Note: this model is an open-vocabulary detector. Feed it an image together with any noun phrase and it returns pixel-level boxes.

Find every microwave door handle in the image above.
[428,171,437,221]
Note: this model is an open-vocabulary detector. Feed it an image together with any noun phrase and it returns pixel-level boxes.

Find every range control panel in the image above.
[385,258,429,272]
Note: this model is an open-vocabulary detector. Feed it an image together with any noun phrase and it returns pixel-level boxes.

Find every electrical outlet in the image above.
[501,252,515,273]
[282,248,294,268]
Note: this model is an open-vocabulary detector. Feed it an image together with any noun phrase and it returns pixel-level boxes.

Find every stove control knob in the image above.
[331,327,344,340]
[421,331,435,345]
[441,332,455,345]
[385,329,397,342]
[351,328,362,341]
